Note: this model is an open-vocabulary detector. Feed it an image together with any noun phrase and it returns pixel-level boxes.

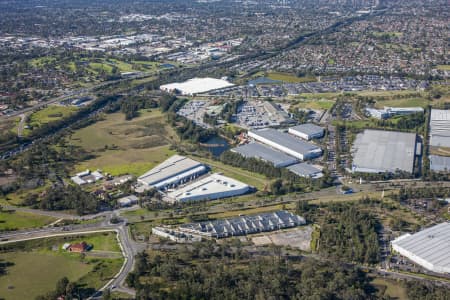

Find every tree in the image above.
[55,277,69,296]
[102,288,111,300]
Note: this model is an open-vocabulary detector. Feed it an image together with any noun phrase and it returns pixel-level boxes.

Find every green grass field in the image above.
[65,232,121,252]
[31,56,159,73]
[25,105,78,135]
[0,251,94,299]
[0,210,57,231]
[267,72,316,83]
[292,99,335,110]
[0,182,52,206]
[436,65,450,71]
[374,97,430,108]
[0,233,123,299]
[70,110,178,176]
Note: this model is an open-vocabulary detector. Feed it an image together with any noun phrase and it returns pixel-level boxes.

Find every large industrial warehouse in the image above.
[288,124,324,140]
[166,173,250,202]
[430,109,450,148]
[179,210,306,238]
[232,142,298,167]
[430,155,450,172]
[160,77,234,95]
[391,222,450,274]
[351,130,418,173]
[136,155,207,192]
[248,128,322,160]
[287,163,323,178]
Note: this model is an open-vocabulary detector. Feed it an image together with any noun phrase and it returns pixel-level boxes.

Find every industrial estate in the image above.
[0,0,449,299]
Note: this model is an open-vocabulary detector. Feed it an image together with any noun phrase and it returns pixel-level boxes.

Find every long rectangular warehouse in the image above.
[351,129,417,173]
[166,173,250,202]
[391,222,450,274]
[160,77,234,95]
[137,155,207,191]
[232,142,298,167]
[248,128,322,160]
[430,109,450,148]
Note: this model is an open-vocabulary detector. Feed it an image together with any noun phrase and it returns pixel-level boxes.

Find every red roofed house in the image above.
[67,241,89,253]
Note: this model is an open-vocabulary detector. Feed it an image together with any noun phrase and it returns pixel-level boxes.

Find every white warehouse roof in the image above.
[351,130,417,173]
[248,128,322,160]
[167,173,250,202]
[430,109,450,148]
[391,222,450,274]
[232,142,298,167]
[137,155,207,189]
[287,163,323,178]
[288,124,324,140]
[160,77,234,95]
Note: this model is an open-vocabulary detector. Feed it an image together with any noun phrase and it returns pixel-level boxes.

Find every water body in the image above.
[202,136,230,157]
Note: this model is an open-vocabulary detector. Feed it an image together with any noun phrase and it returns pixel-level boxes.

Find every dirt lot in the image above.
[252,226,313,251]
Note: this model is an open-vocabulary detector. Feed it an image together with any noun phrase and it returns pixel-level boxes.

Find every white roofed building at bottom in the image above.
[391,222,450,274]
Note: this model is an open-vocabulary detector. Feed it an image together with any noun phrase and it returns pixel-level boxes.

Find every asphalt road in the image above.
[0,74,147,121]
[17,113,27,137]
[0,207,143,298]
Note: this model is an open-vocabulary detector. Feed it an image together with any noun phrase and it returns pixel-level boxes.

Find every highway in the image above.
[0,72,152,121]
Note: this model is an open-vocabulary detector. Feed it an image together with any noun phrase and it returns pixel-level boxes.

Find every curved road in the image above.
[0,209,143,298]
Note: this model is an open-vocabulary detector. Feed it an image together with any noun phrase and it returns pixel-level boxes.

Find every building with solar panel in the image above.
[179,210,306,239]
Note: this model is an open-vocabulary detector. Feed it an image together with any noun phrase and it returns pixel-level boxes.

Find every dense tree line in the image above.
[220,99,243,122]
[394,186,450,202]
[8,140,91,185]
[377,113,425,131]
[203,112,218,126]
[405,281,450,300]
[318,203,380,264]
[116,94,159,120]
[159,93,178,112]
[351,170,414,181]
[31,184,101,215]
[35,277,77,300]
[167,112,217,143]
[127,242,375,300]
[29,95,120,138]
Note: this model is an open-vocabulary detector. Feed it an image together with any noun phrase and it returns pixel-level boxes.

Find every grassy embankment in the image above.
[0,210,57,231]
